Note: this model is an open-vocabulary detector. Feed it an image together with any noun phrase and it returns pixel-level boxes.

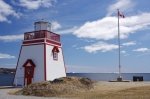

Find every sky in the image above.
[0,0,150,73]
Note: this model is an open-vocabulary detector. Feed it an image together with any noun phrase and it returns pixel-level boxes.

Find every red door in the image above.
[27,77,32,85]
[25,67,33,85]
[23,59,35,86]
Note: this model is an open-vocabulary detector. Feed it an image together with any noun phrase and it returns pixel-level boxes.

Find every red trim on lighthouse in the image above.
[44,43,47,81]
[46,39,61,46]
[52,46,59,53]
[23,59,36,68]
[23,43,45,46]
[61,47,67,74]
[13,46,23,86]
[23,39,44,44]
[23,39,61,46]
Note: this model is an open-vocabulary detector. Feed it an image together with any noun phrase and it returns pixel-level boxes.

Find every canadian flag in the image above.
[118,11,125,18]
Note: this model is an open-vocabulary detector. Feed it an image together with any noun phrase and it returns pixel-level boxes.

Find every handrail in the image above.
[24,30,60,42]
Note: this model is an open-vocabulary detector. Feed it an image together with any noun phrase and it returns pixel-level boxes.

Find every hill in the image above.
[0,68,15,74]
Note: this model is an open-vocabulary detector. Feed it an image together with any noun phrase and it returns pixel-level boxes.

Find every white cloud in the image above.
[0,34,23,42]
[121,50,129,56]
[57,26,78,34]
[66,64,117,73]
[82,41,118,53]
[74,13,150,40]
[122,41,136,46]
[17,0,56,10]
[121,50,126,54]
[72,44,77,48]
[51,21,61,30]
[133,48,150,52]
[66,65,100,73]
[0,0,20,22]
[107,0,135,16]
[48,21,77,34]
[80,39,96,43]
[0,53,15,59]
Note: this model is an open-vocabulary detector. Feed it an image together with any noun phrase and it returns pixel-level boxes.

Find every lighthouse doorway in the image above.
[23,59,35,85]
[25,67,33,85]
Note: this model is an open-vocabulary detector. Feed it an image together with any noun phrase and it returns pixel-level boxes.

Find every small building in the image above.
[13,21,66,86]
[133,76,143,81]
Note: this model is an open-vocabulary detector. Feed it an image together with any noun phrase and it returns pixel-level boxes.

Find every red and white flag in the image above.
[118,11,125,18]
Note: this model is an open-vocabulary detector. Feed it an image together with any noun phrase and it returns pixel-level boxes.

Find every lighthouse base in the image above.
[109,76,130,82]
[117,76,123,81]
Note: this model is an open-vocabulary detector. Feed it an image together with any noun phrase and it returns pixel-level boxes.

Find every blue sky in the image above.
[0,0,150,73]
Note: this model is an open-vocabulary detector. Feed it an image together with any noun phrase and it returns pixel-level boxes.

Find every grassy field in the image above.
[73,82,150,99]
[13,78,150,99]
[74,86,150,99]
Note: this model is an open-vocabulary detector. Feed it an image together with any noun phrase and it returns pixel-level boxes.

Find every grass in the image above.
[75,86,150,99]
[13,77,150,99]
[14,77,93,97]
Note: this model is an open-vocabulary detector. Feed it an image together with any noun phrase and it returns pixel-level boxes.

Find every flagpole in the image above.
[117,9,122,80]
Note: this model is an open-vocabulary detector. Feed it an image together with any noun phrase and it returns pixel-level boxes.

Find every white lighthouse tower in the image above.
[13,21,66,86]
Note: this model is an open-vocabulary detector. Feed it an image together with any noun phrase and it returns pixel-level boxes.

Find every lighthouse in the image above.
[13,21,66,86]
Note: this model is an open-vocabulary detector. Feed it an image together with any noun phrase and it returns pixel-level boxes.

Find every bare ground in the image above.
[1,81,150,99]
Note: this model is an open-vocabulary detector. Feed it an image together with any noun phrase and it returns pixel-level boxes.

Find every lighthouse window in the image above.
[52,46,59,61]
[53,52,58,60]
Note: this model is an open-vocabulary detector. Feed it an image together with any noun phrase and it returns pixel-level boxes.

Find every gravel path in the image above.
[0,87,67,99]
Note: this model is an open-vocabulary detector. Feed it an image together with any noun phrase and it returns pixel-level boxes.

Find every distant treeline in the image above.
[0,68,15,74]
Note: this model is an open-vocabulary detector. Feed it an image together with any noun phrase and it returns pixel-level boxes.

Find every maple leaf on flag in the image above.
[118,11,125,18]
